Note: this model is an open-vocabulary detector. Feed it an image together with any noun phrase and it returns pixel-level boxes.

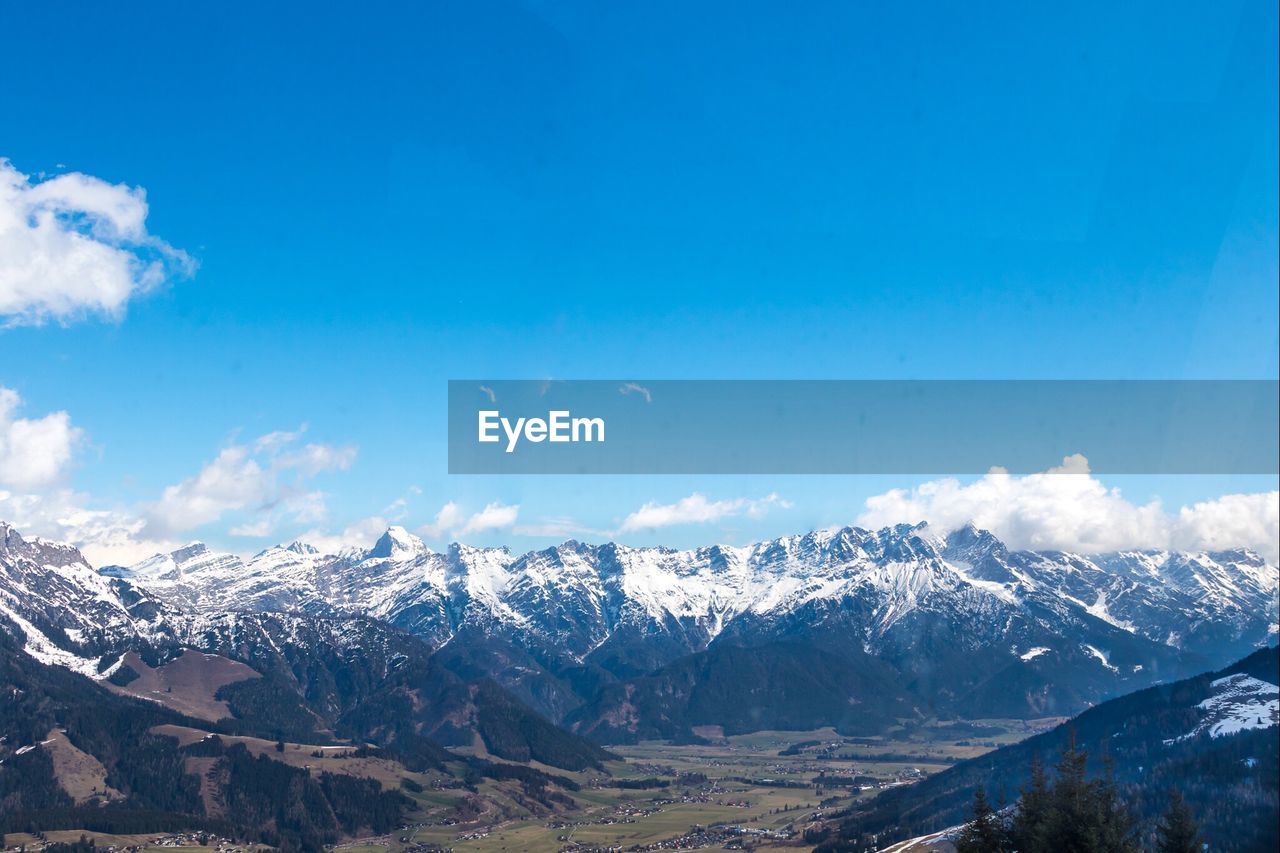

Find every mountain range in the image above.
[3,519,1277,746]
[4,516,1276,848]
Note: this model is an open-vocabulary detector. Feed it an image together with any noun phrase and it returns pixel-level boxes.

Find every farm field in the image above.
[7,719,1053,852]
[340,719,1051,852]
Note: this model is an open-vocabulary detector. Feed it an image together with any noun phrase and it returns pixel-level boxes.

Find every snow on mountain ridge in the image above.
[99,521,1278,666]
[4,518,1276,684]
[0,522,179,674]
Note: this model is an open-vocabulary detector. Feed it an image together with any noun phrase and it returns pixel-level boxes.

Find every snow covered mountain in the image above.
[0,520,614,771]
[943,524,1279,660]
[3,518,1277,723]
[0,522,435,690]
[0,521,177,674]
[110,521,1278,666]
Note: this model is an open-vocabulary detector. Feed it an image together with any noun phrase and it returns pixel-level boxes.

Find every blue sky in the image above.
[0,0,1276,563]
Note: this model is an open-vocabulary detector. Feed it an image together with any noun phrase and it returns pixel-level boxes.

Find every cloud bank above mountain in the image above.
[1,381,1274,566]
[0,393,362,564]
[857,454,1280,561]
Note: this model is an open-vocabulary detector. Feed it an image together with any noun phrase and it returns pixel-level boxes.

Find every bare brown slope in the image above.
[41,728,123,804]
[104,649,260,721]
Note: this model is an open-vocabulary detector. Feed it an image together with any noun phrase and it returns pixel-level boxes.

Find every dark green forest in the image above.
[816,646,1279,852]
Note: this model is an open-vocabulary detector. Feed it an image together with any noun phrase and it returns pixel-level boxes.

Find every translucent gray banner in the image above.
[447,380,1278,475]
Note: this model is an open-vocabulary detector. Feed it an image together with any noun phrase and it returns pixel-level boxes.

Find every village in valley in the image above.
[3,719,1055,853]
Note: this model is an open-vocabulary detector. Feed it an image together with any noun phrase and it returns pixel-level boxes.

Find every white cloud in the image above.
[460,501,520,535]
[0,386,82,489]
[1171,492,1280,557]
[0,388,358,558]
[857,454,1280,560]
[417,500,520,539]
[150,446,270,533]
[0,158,194,326]
[277,443,358,477]
[418,501,465,539]
[619,492,791,532]
[252,428,305,453]
[0,388,170,564]
[286,490,330,524]
[148,430,357,535]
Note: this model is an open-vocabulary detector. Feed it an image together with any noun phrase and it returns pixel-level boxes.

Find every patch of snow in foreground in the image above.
[880,824,963,853]
[1020,646,1050,661]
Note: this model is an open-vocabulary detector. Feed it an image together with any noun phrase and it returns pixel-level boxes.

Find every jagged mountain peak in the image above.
[0,520,92,571]
[0,519,21,550]
[367,525,426,560]
[942,521,1009,561]
[123,540,243,584]
[169,541,209,563]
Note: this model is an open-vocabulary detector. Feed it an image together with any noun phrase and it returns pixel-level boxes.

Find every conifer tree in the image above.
[1010,753,1051,851]
[1009,733,1135,853]
[956,786,1009,853]
[1156,789,1201,853]
[1093,743,1135,852]
[1041,733,1097,851]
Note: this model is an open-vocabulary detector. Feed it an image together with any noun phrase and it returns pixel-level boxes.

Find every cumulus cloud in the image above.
[150,446,271,533]
[460,502,520,535]
[857,454,1280,560]
[148,429,356,535]
[620,492,791,532]
[416,500,520,539]
[286,490,331,524]
[0,158,194,326]
[0,387,172,564]
[1171,492,1279,556]
[418,501,465,538]
[0,386,82,490]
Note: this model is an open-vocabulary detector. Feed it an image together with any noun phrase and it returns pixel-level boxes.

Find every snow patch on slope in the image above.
[1083,644,1119,673]
[1170,673,1279,742]
[0,597,100,676]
